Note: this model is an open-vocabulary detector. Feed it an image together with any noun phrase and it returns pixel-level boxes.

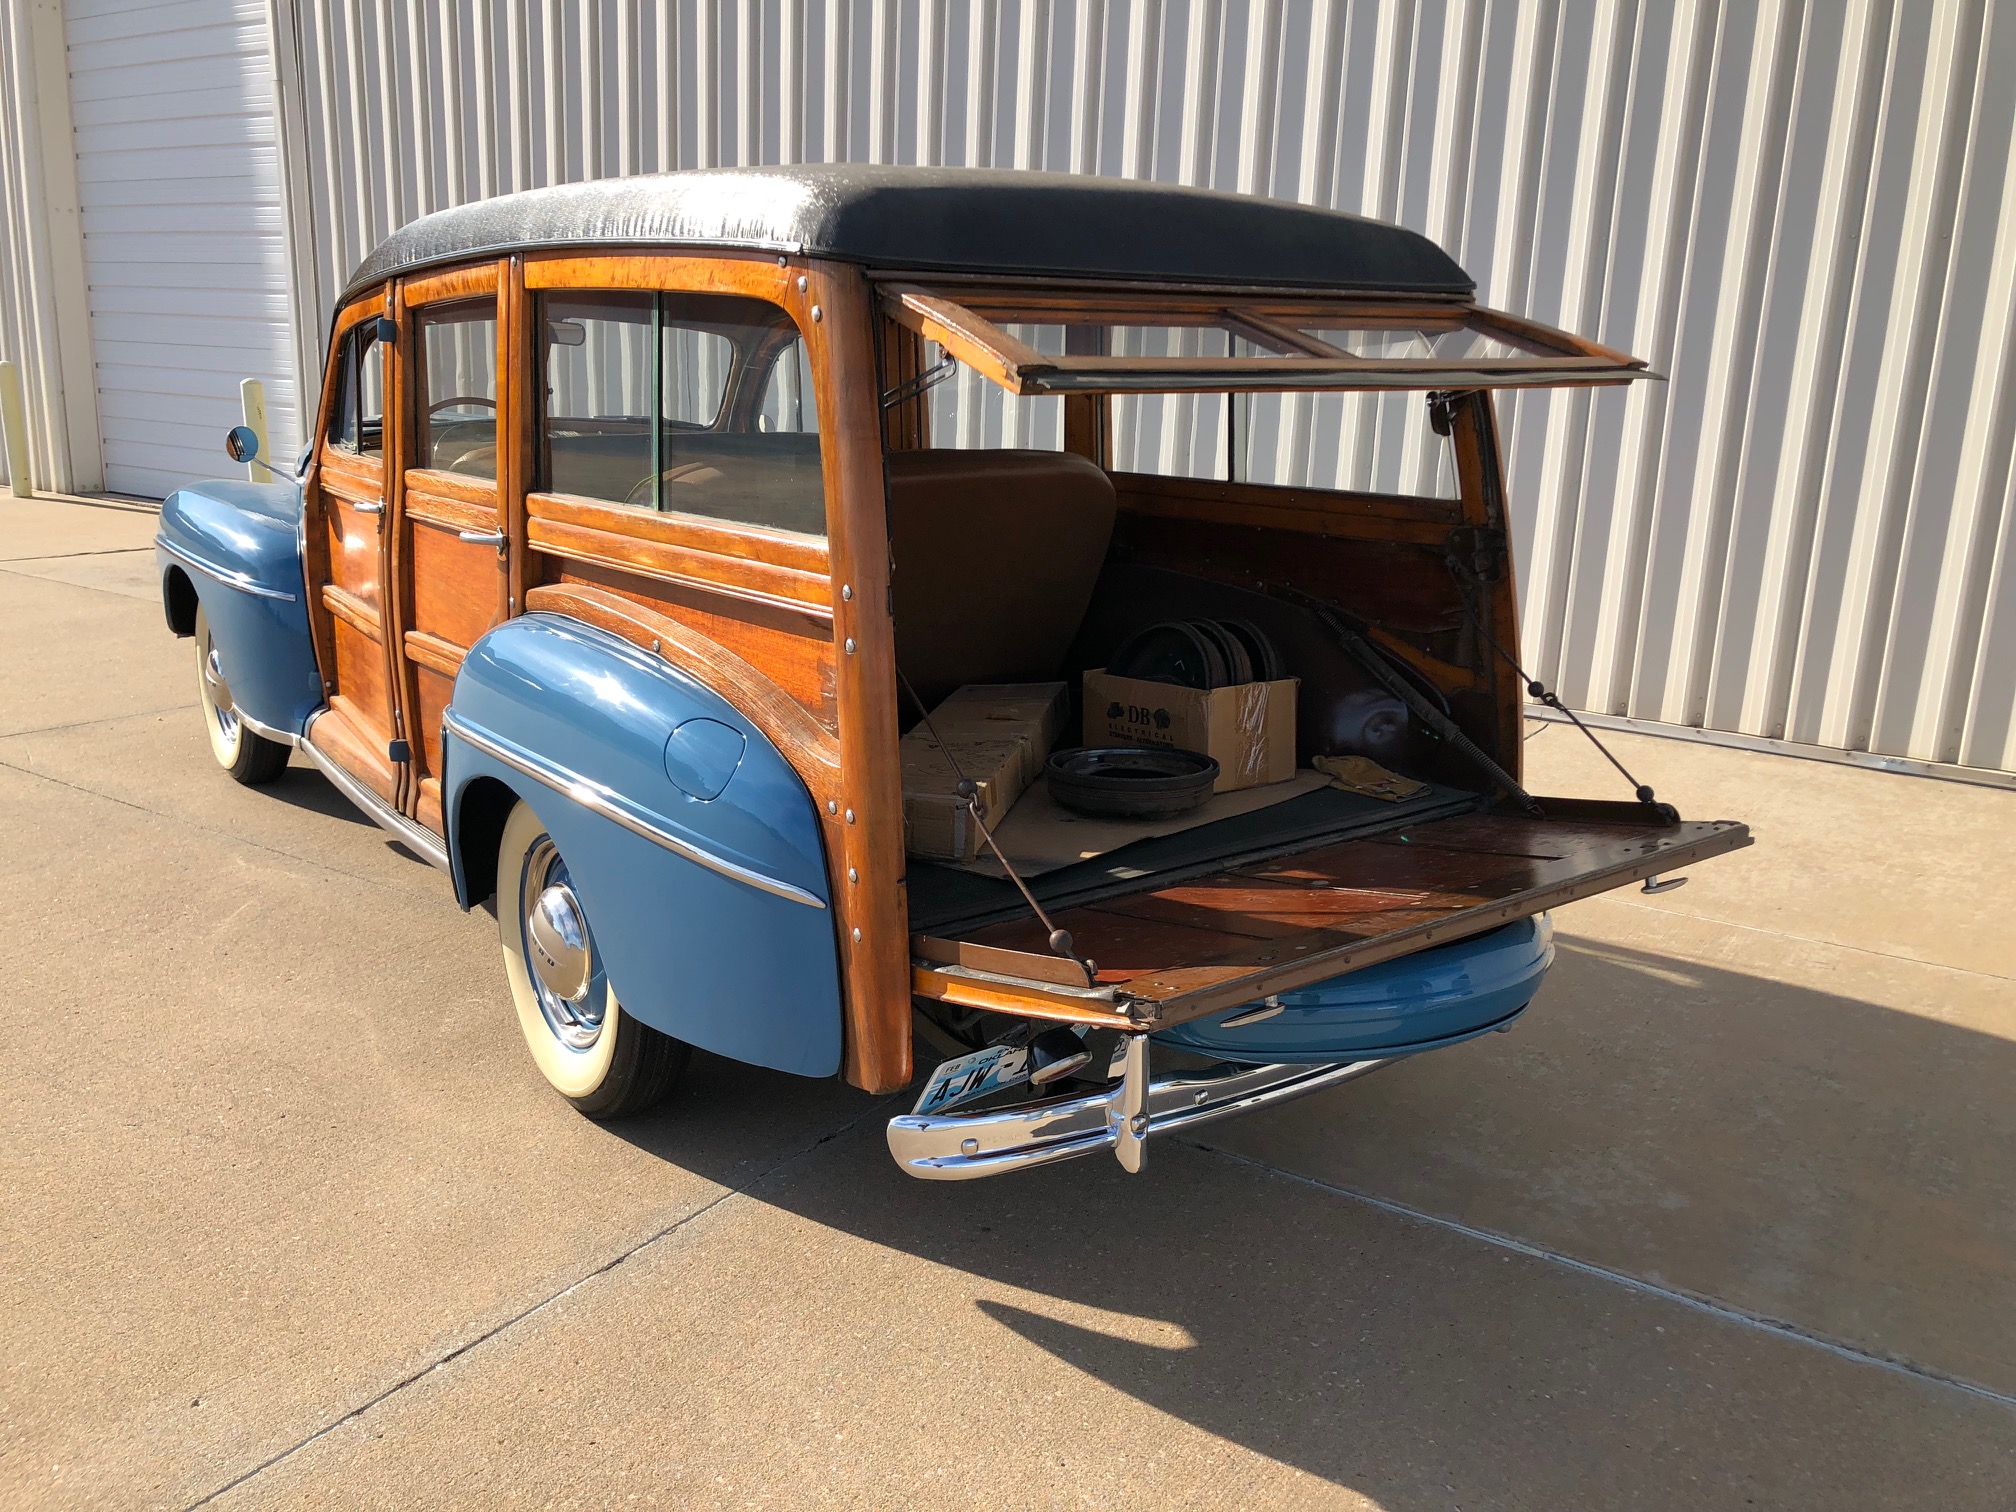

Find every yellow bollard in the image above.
[239,377,273,483]
[0,360,30,499]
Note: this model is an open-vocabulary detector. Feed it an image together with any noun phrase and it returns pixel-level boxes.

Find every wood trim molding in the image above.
[402,628,465,678]
[523,583,840,799]
[401,262,502,306]
[405,487,499,534]
[323,582,381,638]
[526,514,834,623]
[529,491,830,577]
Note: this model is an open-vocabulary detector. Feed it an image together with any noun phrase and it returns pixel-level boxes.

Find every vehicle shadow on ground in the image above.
[609,939,2016,1509]
[263,760,378,827]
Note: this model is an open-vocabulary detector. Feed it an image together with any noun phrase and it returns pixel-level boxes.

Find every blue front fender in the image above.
[444,614,843,1078]
[155,479,322,737]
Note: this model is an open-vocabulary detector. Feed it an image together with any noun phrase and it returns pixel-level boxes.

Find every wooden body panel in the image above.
[301,293,403,805]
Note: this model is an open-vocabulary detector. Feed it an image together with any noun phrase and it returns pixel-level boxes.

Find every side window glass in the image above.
[417,298,499,477]
[326,322,385,460]
[541,290,825,538]
[543,291,656,506]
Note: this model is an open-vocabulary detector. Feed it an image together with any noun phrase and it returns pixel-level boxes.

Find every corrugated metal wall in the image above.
[261,0,2016,775]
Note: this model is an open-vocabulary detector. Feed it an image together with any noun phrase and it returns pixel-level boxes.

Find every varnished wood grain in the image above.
[402,628,466,679]
[527,514,834,620]
[918,809,1751,1028]
[818,265,915,1094]
[309,700,398,804]
[531,491,830,577]
[409,522,504,652]
[1110,472,1461,538]
[400,262,502,306]
[544,559,838,728]
[524,583,841,804]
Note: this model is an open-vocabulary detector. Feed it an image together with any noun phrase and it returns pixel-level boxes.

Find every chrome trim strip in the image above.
[235,710,299,747]
[887,1051,1393,1181]
[441,709,827,910]
[299,715,451,872]
[156,537,300,602]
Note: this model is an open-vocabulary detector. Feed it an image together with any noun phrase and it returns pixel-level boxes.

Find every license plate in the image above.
[914,1043,1031,1115]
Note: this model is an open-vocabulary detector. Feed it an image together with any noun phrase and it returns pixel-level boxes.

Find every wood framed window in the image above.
[879,285,1651,394]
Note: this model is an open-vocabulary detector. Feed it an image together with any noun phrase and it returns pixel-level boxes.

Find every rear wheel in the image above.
[195,605,290,785]
[496,800,688,1118]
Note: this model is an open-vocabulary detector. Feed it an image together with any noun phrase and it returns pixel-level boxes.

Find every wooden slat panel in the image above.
[409,521,503,650]
[530,491,830,577]
[523,582,840,799]
[322,497,382,608]
[542,560,838,731]
[404,468,499,510]
[411,662,454,775]
[528,514,833,619]
[1110,471,1462,535]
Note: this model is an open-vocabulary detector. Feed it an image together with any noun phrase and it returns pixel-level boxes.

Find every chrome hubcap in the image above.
[521,839,605,1051]
[200,630,239,743]
[528,883,592,1003]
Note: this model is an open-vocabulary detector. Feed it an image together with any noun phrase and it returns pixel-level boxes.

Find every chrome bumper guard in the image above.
[886,1035,1392,1181]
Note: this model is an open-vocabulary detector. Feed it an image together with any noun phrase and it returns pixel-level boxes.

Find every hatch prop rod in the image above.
[896,668,1100,989]
[1442,554,1680,829]
[1267,583,1542,817]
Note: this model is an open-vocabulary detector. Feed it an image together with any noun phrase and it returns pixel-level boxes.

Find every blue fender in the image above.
[1152,915,1555,1064]
[155,479,323,738]
[443,613,843,1078]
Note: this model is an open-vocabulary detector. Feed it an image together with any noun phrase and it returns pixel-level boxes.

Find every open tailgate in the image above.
[912,799,1750,1032]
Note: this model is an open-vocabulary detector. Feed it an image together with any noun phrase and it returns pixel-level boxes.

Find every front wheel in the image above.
[195,604,289,785]
[496,800,688,1118]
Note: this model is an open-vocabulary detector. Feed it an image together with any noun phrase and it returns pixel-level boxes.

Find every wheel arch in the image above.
[449,772,522,909]
[442,614,843,1079]
[162,563,199,637]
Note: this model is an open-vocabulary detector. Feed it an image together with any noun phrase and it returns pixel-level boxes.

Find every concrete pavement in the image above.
[3,496,2012,1509]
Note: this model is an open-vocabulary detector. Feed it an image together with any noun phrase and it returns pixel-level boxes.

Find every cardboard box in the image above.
[1082,668,1298,793]
[926,682,1069,788]
[900,683,1070,861]
[900,731,1031,863]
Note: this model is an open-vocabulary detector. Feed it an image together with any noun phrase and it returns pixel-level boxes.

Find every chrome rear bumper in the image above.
[886,1036,1392,1181]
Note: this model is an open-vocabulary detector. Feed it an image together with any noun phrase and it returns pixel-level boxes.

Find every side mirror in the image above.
[224,425,261,465]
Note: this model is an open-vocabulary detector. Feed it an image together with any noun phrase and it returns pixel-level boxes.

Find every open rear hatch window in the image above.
[880,285,1654,393]
[912,799,1749,1032]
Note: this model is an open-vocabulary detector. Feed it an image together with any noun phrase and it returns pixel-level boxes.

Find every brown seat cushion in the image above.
[887,448,1117,707]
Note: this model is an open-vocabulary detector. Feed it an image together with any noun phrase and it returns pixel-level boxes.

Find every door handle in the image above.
[354,501,385,515]
[458,530,507,548]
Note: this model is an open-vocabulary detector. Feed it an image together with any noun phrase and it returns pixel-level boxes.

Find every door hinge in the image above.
[388,738,412,764]
[1447,524,1508,583]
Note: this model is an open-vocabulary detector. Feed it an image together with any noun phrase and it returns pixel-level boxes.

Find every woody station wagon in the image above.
[156,166,1749,1180]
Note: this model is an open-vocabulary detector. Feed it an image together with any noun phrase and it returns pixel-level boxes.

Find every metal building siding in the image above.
[65,0,299,498]
[266,0,2014,776]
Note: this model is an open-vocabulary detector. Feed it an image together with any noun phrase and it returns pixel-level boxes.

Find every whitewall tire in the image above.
[496,799,687,1118]
[195,604,289,785]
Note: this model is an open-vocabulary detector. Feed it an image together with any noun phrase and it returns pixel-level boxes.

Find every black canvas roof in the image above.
[341,165,1472,303]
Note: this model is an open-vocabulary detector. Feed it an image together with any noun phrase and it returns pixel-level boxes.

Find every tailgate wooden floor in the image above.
[913,802,1751,1030]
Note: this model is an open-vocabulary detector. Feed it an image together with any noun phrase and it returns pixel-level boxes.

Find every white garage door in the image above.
[65,0,299,500]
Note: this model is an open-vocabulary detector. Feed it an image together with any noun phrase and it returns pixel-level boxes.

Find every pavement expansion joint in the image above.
[1597,896,2016,985]
[1192,1140,2016,1413]
[175,1091,908,1511]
